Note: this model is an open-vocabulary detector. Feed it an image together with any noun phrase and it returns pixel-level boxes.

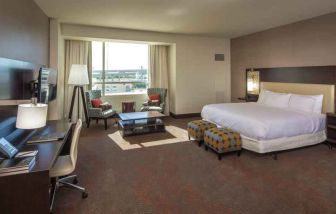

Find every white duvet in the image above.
[201,103,325,141]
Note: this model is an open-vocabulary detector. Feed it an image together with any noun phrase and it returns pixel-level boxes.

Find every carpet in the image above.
[108,125,189,150]
[52,117,336,214]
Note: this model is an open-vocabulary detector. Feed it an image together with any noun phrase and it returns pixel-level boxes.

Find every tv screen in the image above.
[38,67,57,103]
[0,57,40,100]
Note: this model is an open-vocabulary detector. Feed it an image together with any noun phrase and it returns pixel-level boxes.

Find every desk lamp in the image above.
[0,98,48,158]
[16,98,48,129]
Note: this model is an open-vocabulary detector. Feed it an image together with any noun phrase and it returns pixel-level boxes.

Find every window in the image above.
[91,41,149,95]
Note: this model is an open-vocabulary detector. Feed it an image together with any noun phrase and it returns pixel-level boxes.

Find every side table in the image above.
[122,101,136,113]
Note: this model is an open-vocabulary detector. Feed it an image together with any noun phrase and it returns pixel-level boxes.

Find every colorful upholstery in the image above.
[204,128,242,160]
[91,98,103,108]
[140,88,167,113]
[187,120,217,142]
[85,90,116,129]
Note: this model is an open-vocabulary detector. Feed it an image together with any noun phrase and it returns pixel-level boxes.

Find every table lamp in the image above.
[246,68,260,102]
[247,68,260,95]
[68,64,89,123]
[16,98,48,129]
[0,98,47,159]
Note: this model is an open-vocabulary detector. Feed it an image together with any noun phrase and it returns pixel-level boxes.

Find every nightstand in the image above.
[326,113,336,149]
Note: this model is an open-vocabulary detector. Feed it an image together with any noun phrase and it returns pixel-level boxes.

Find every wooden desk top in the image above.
[0,120,73,213]
[26,141,65,173]
[31,120,72,172]
[13,120,72,173]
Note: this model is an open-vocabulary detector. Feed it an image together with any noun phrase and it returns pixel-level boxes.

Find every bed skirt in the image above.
[241,130,326,154]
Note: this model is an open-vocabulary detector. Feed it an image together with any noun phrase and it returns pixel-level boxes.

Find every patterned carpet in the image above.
[52,117,336,214]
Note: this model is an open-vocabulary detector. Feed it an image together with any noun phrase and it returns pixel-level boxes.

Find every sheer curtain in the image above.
[149,45,169,114]
[64,40,92,121]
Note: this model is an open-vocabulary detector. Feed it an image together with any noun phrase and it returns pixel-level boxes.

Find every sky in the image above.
[92,41,149,71]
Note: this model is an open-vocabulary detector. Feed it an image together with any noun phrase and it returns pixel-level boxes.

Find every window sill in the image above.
[103,92,147,97]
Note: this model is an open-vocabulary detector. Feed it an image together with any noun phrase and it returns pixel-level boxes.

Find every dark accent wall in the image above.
[256,66,336,85]
[231,12,336,101]
[0,0,49,66]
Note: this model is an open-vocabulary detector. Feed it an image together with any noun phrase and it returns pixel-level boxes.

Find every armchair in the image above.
[140,88,167,113]
[85,90,116,130]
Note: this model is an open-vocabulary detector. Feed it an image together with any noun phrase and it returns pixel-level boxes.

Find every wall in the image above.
[60,24,231,115]
[231,12,336,101]
[49,19,64,120]
[103,94,147,113]
[0,0,49,65]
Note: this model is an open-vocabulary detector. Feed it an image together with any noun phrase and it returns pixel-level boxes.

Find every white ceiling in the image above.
[34,0,336,38]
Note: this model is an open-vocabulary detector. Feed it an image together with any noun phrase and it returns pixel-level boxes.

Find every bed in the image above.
[201,82,335,154]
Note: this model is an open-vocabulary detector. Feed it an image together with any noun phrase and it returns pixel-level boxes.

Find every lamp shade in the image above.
[247,70,260,95]
[68,64,89,85]
[16,103,48,129]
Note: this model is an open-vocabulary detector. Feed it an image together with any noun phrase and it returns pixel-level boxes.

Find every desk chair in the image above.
[49,119,88,211]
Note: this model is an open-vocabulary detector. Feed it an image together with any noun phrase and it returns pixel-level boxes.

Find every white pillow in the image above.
[257,90,274,103]
[312,94,323,114]
[258,90,287,104]
[289,94,316,113]
[262,93,291,108]
[257,90,266,103]
[289,94,323,114]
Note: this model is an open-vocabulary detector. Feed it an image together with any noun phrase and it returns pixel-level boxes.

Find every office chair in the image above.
[49,119,88,211]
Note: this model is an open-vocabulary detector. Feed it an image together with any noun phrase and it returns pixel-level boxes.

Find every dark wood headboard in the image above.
[246,66,336,112]
[247,66,336,84]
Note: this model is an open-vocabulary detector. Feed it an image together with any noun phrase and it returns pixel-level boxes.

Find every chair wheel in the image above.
[73,177,78,184]
[82,192,88,198]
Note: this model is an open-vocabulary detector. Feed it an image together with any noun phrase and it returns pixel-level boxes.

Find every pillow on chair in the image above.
[149,100,160,106]
[149,94,160,102]
[91,99,103,108]
[100,103,112,111]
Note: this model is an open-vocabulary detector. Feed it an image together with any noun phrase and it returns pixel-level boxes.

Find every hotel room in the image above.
[0,0,336,213]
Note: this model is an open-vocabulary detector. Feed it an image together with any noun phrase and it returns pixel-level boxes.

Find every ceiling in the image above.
[34,0,336,38]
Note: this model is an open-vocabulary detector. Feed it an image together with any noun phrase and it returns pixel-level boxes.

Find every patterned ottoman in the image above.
[204,128,242,160]
[187,120,217,146]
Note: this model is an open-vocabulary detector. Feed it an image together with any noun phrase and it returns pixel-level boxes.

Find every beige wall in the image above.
[60,24,231,115]
[231,12,336,101]
[0,0,49,65]
[103,94,147,113]
[49,19,65,120]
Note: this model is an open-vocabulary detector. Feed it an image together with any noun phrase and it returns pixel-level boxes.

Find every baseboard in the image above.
[169,112,201,119]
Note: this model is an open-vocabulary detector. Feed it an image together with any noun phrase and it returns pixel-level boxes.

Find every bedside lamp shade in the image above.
[247,69,260,95]
[16,103,48,129]
[68,64,89,85]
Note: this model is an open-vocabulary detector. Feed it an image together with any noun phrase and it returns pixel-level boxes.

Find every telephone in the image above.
[0,137,18,159]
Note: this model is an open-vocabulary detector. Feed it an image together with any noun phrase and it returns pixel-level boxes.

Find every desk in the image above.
[0,120,72,214]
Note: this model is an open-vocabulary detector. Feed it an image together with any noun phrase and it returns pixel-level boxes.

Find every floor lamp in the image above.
[68,64,89,124]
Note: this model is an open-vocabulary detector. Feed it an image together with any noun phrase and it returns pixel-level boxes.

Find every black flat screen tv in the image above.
[0,57,57,103]
[0,57,40,100]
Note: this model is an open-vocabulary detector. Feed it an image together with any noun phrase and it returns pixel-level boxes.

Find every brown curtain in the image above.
[64,40,91,121]
[149,45,169,114]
